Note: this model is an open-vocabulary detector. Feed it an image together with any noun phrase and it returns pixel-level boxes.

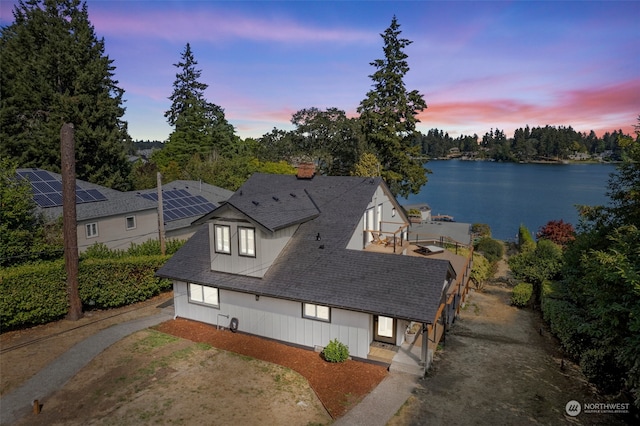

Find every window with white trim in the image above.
[188,283,219,307]
[86,222,98,238]
[214,224,230,254]
[125,215,136,230]
[238,227,255,257]
[303,303,330,322]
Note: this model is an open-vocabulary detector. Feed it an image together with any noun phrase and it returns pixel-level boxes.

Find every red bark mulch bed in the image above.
[154,318,388,418]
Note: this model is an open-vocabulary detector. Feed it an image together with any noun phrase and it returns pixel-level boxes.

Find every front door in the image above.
[373,315,396,344]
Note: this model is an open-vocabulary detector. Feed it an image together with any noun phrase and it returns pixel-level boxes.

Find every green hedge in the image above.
[540,280,586,359]
[511,283,533,307]
[0,256,171,330]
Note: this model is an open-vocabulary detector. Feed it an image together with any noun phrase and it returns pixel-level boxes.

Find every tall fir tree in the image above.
[0,0,132,190]
[156,43,237,168]
[357,16,428,197]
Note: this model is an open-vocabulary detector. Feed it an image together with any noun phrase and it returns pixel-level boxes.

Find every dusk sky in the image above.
[1,0,639,142]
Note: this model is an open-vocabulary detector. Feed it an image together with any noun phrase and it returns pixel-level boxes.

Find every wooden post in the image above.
[157,172,166,256]
[61,123,83,321]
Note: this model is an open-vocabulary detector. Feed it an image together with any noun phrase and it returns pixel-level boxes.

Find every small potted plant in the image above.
[405,322,421,344]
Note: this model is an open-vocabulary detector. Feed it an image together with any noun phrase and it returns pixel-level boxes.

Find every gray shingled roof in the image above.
[157,173,454,323]
[18,169,232,228]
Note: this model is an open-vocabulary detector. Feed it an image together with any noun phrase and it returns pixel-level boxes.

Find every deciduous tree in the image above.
[0,159,62,266]
[536,219,575,247]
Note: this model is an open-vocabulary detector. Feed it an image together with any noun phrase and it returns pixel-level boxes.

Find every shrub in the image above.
[82,239,186,260]
[517,224,535,252]
[474,237,504,263]
[470,251,492,290]
[322,339,349,363]
[511,283,533,307]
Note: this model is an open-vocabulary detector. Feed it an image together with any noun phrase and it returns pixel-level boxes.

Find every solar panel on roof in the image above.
[136,187,216,222]
[34,170,52,180]
[17,169,108,208]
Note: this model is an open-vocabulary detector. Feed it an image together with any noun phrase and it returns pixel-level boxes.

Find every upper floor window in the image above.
[303,303,330,322]
[126,215,136,230]
[214,224,230,254]
[189,283,219,307]
[238,227,255,257]
[86,222,98,238]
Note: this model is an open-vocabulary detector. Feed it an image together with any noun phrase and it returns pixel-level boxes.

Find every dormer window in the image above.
[238,226,255,257]
[215,224,231,254]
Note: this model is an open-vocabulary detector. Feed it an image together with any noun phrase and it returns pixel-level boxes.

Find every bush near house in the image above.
[322,339,349,363]
[510,283,533,307]
[0,256,171,330]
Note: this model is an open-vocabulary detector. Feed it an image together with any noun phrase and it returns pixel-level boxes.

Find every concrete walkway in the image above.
[0,307,174,425]
[333,372,419,426]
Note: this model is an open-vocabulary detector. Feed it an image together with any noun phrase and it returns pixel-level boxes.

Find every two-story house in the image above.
[157,169,459,367]
[16,168,232,252]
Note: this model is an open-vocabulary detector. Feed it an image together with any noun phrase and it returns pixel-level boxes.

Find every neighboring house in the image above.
[156,168,470,369]
[16,168,232,252]
[403,202,432,223]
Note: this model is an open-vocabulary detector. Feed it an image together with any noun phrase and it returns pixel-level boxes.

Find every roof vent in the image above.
[252,201,259,206]
[296,162,315,179]
[272,196,279,202]
[290,193,297,198]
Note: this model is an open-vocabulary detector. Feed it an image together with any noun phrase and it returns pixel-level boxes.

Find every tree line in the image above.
[415,125,630,162]
[1,1,427,198]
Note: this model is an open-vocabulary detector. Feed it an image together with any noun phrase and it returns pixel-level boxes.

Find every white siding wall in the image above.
[208,221,296,278]
[173,281,372,358]
[346,184,405,250]
[77,210,157,252]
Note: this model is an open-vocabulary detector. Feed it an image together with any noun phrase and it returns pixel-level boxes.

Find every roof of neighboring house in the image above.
[137,180,233,232]
[157,173,455,323]
[16,169,232,229]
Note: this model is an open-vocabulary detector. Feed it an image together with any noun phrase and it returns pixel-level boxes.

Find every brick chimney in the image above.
[296,162,315,179]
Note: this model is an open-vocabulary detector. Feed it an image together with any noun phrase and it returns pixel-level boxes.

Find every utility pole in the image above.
[157,172,166,255]
[61,123,83,320]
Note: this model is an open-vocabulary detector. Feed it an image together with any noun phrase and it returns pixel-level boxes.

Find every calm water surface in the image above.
[402,160,616,241]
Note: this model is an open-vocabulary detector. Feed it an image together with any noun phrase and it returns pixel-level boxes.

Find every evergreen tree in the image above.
[156,43,238,168]
[357,16,428,197]
[0,0,132,190]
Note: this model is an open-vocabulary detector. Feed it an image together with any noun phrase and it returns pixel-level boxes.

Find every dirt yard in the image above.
[13,329,333,426]
[1,293,386,425]
[388,258,630,425]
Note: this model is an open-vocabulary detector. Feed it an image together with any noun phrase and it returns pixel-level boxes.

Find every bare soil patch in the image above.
[14,329,332,426]
[388,257,629,425]
[2,291,387,424]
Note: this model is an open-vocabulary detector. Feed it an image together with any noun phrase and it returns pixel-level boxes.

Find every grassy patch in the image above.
[132,330,179,353]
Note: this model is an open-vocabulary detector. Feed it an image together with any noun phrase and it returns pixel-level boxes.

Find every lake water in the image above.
[402,160,616,241]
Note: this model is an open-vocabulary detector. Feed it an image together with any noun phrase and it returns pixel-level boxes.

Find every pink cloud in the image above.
[418,79,640,137]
